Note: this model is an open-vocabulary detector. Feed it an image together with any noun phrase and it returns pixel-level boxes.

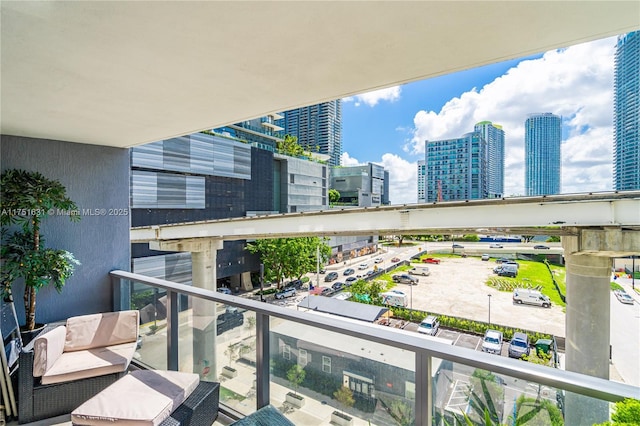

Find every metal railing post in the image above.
[166,290,179,371]
[415,350,432,426]
[256,312,270,409]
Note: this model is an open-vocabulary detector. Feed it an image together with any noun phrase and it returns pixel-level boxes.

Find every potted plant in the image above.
[332,386,355,425]
[285,364,306,408]
[0,169,80,337]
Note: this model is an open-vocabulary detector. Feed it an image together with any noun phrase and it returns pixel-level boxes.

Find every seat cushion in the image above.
[65,310,139,352]
[71,370,199,426]
[41,341,136,385]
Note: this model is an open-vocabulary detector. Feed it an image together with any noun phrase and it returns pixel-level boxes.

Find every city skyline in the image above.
[341,35,627,204]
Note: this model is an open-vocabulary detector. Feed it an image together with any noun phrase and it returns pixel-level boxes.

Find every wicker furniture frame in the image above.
[157,381,219,426]
[18,335,124,424]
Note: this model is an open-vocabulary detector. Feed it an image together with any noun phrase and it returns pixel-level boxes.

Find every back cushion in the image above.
[65,310,139,352]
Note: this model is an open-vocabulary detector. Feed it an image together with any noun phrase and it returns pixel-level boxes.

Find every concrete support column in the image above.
[149,238,224,379]
[191,239,223,380]
[563,234,612,425]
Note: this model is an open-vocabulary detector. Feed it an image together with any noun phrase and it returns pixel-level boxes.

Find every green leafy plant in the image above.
[286,364,306,397]
[333,386,355,418]
[1,169,80,331]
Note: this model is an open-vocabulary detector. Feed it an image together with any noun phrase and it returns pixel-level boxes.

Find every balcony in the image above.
[107,270,638,426]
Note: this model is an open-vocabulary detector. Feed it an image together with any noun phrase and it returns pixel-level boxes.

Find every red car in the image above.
[391,257,401,263]
[422,257,441,264]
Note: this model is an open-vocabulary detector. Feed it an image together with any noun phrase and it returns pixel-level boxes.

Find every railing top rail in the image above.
[111,269,640,402]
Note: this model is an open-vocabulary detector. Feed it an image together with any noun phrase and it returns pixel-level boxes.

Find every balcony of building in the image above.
[2,1,639,425]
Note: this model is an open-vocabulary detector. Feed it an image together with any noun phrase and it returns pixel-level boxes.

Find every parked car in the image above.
[534,245,550,249]
[345,276,357,284]
[358,263,368,270]
[481,254,490,261]
[391,257,401,263]
[489,243,503,248]
[321,287,333,296]
[417,315,440,336]
[422,257,441,264]
[216,310,244,335]
[310,286,330,295]
[495,257,510,264]
[343,268,355,276]
[319,268,326,274]
[508,332,530,359]
[392,274,418,285]
[285,279,303,290]
[324,272,339,282]
[217,287,232,295]
[275,287,296,299]
[614,290,634,305]
[513,288,551,308]
[409,266,430,276]
[498,263,518,278]
[331,282,344,291]
[481,329,503,355]
[374,257,384,264]
[452,244,465,249]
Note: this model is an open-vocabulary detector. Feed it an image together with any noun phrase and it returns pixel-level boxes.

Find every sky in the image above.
[341,36,618,205]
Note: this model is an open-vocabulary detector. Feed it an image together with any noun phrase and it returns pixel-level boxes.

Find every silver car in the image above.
[508,332,530,358]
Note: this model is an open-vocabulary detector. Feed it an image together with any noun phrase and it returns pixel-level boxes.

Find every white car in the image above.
[614,290,634,305]
[374,257,384,264]
[482,330,503,355]
[489,243,504,248]
[358,263,368,270]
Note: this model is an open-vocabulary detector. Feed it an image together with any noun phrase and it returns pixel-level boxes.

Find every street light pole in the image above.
[488,294,492,325]
[259,264,264,302]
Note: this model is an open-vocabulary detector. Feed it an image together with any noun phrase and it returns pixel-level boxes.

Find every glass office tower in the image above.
[525,113,561,196]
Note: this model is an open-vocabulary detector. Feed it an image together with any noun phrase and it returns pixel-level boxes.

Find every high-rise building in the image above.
[417,160,426,203]
[474,121,505,198]
[524,113,561,196]
[283,100,342,167]
[614,31,640,191]
[424,132,487,202]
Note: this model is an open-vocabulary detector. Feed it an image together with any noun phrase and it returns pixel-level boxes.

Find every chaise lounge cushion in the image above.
[71,370,200,426]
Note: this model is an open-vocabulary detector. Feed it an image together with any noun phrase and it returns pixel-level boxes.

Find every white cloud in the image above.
[343,86,401,107]
[378,154,417,205]
[409,37,616,196]
[340,152,362,166]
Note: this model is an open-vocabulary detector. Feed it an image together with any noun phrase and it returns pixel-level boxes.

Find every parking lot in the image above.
[388,255,567,337]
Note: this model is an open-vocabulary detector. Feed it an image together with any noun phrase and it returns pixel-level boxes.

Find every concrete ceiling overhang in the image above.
[2,1,639,148]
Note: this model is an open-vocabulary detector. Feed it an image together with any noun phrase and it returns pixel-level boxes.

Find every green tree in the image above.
[546,236,560,243]
[1,169,81,331]
[246,237,331,287]
[329,189,341,205]
[276,134,306,158]
[245,315,256,337]
[333,386,355,416]
[596,398,640,425]
[287,364,306,396]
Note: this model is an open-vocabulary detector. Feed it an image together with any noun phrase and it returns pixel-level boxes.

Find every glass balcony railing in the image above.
[111,270,639,425]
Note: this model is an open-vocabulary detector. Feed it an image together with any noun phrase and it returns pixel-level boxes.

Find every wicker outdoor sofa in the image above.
[18,311,139,423]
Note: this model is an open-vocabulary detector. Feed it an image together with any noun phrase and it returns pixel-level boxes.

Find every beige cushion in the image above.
[65,310,139,352]
[41,341,136,385]
[71,370,199,426]
[32,325,66,377]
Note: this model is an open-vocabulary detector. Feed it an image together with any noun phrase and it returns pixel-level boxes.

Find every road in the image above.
[609,276,640,386]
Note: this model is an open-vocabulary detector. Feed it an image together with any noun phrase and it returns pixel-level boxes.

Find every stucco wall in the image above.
[1,135,130,325]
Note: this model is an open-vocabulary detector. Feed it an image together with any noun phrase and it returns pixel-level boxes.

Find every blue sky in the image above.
[341,36,618,204]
